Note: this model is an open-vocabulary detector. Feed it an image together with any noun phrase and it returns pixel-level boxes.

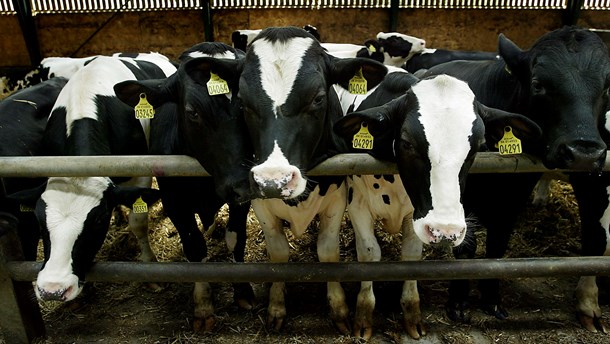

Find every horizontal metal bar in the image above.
[0,152,607,177]
[8,257,610,283]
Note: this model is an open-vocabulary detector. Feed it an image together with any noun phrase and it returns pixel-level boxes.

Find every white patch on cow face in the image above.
[410,75,476,246]
[251,141,306,199]
[251,36,314,118]
[599,186,610,255]
[186,51,237,60]
[35,177,111,302]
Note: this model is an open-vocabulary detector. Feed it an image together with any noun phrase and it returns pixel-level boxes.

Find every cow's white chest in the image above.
[252,182,346,238]
[348,175,413,234]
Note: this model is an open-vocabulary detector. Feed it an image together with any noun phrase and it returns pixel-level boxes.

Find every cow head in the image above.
[114,43,252,204]
[499,26,610,171]
[376,32,427,67]
[335,75,541,245]
[239,26,387,199]
[10,177,160,302]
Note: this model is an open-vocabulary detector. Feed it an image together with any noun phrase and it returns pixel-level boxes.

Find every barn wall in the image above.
[0,9,608,67]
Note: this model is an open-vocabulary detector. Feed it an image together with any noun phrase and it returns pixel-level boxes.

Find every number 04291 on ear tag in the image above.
[353,122,374,150]
[207,72,230,95]
[349,68,367,95]
[132,197,148,214]
[496,126,522,155]
[134,93,155,119]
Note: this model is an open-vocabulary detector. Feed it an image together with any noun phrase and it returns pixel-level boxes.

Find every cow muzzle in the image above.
[548,139,607,172]
[414,220,466,247]
[250,164,307,199]
[35,278,83,302]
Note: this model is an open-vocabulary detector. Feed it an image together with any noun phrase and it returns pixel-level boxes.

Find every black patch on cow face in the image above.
[379,36,413,58]
[382,194,391,205]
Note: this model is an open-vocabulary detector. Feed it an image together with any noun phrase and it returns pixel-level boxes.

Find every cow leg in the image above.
[252,200,288,331]
[570,172,610,333]
[348,205,378,339]
[226,202,255,310]
[317,186,350,336]
[447,227,477,323]
[400,215,426,339]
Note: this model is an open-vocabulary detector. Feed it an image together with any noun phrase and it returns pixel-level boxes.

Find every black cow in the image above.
[237,26,387,333]
[421,26,610,332]
[114,42,254,332]
[405,48,499,74]
[0,77,68,260]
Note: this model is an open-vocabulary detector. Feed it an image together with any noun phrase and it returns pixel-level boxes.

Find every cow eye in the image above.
[400,140,414,152]
[312,94,325,106]
[531,79,545,95]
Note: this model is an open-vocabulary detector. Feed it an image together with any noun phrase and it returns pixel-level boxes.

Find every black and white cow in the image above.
[28,53,176,303]
[332,68,541,339]
[376,32,427,67]
[237,26,387,333]
[0,77,69,260]
[421,26,610,332]
[405,48,499,74]
[114,42,255,332]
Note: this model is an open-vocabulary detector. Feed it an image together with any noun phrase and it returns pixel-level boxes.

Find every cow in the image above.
[0,56,97,99]
[232,25,321,52]
[332,68,541,339]
[22,54,176,305]
[237,26,387,333]
[420,26,610,332]
[323,40,384,62]
[114,42,255,332]
[376,32,427,67]
[404,48,499,74]
[0,77,69,260]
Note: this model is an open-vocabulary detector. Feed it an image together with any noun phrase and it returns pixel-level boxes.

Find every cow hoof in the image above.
[446,301,471,323]
[233,282,255,310]
[331,318,350,337]
[352,323,372,340]
[579,313,609,333]
[404,319,427,339]
[482,303,508,320]
[267,314,285,331]
[193,315,216,333]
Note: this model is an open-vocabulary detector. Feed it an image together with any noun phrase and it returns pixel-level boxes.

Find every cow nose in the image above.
[556,140,607,172]
[37,284,73,302]
[250,167,301,199]
[424,223,465,246]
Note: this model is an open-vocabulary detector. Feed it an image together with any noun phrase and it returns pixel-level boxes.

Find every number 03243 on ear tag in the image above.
[496,126,522,155]
[352,123,374,150]
[134,93,155,119]
[132,197,148,214]
[207,72,230,96]
[349,68,367,95]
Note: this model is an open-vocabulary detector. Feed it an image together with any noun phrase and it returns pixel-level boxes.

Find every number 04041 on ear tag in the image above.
[207,72,230,96]
[349,68,367,95]
[352,122,374,150]
[132,197,148,214]
[134,93,155,119]
[497,126,522,155]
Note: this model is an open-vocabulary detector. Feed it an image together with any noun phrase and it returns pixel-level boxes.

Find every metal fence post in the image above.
[0,213,45,343]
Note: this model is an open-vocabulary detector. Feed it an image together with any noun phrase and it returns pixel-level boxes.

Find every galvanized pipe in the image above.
[0,152,608,177]
[8,257,610,283]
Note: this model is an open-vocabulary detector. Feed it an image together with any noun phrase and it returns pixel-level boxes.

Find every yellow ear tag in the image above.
[19,204,34,212]
[207,72,230,96]
[368,45,377,53]
[349,68,367,95]
[134,93,155,119]
[352,122,374,150]
[132,197,148,214]
[496,126,522,155]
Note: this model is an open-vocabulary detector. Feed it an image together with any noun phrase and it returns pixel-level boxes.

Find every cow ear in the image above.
[476,101,542,143]
[184,57,243,89]
[114,76,174,108]
[329,56,388,92]
[334,105,391,139]
[498,33,525,77]
[108,186,161,209]
[5,181,48,209]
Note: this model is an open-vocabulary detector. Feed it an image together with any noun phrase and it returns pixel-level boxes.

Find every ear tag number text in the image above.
[207,72,230,95]
[20,204,34,212]
[352,122,374,150]
[349,68,367,95]
[134,93,155,119]
[497,126,522,155]
[132,197,148,214]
